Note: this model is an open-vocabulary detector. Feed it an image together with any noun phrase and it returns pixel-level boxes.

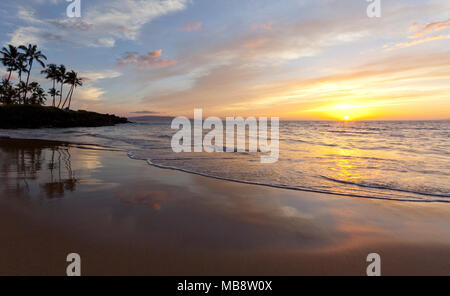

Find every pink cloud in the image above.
[117,49,176,69]
[123,51,138,59]
[244,38,270,49]
[117,25,134,36]
[181,21,203,32]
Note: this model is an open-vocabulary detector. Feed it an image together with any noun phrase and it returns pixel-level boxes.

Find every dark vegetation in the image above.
[0,105,128,129]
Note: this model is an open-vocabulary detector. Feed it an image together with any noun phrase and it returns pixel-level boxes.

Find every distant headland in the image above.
[0,105,128,129]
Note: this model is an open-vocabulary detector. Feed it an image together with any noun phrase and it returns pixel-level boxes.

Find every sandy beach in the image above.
[0,138,449,276]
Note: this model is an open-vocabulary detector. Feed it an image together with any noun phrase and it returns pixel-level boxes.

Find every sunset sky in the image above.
[1,0,449,120]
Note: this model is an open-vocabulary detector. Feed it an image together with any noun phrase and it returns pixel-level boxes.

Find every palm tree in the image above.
[16,54,28,83]
[12,54,29,101]
[15,81,28,104]
[56,65,66,108]
[61,70,83,109]
[41,64,58,106]
[0,45,19,84]
[29,82,47,105]
[48,88,60,104]
[0,79,15,104]
[18,44,47,104]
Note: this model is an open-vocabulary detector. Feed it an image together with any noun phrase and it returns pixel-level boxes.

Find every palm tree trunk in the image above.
[68,87,75,109]
[23,60,33,104]
[52,80,55,107]
[6,70,12,84]
[61,85,73,109]
[16,71,23,101]
[57,83,64,108]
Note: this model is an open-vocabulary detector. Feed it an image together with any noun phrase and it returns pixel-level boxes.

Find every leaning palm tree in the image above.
[41,64,58,106]
[56,65,66,108]
[61,70,83,109]
[0,44,19,84]
[19,44,47,104]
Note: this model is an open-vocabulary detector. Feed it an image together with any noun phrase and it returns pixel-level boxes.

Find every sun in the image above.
[343,115,350,121]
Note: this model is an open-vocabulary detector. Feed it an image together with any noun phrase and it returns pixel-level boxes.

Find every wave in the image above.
[126,151,450,203]
[320,175,450,199]
[326,130,378,135]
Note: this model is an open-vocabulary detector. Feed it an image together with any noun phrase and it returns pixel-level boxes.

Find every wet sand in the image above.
[0,138,449,275]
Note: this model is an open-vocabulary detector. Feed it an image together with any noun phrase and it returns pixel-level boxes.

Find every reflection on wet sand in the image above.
[42,148,77,198]
[116,190,169,210]
[0,139,77,199]
[0,138,449,275]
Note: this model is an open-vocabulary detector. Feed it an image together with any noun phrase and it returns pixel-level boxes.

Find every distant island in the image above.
[0,43,128,129]
[129,115,175,121]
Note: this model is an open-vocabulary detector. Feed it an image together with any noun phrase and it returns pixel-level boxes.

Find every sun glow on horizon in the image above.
[305,101,374,121]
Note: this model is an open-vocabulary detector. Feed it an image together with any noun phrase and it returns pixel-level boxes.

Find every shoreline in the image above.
[3,134,447,203]
[0,138,449,275]
[142,156,449,203]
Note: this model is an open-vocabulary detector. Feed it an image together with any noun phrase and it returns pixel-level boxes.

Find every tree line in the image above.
[0,44,83,109]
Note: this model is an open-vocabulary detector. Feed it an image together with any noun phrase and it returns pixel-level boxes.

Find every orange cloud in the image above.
[145,49,162,58]
[182,21,203,32]
[409,22,420,31]
[383,19,450,50]
[408,19,450,39]
[387,34,450,50]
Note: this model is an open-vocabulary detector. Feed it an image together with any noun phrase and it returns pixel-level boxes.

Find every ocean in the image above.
[1,118,449,202]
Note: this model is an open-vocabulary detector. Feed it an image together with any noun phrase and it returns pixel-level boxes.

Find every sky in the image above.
[0,0,449,120]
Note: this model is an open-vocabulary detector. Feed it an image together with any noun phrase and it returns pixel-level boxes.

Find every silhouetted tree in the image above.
[41,64,58,107]
[28,82,47,105]
[18,44,47,104]
[0,43,82,108]
[0,79,15,104]
[56,64,66,108]
[48,88,60,103]
[0,45,19,84]
[61,70,83,109]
